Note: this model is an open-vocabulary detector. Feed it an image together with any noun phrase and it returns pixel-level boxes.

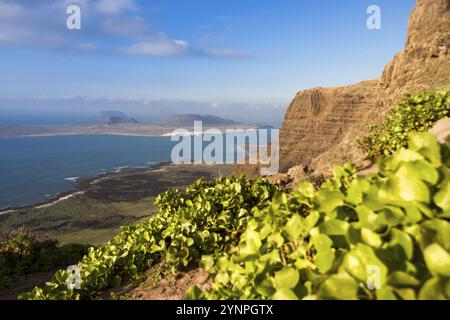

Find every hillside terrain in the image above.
[17,130,450,300]
[2,0,449,301]
[0,164,233,245]
[0,164,234,299]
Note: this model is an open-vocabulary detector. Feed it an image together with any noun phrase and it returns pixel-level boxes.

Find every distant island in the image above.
[99,111,140,125]
[0,112,271,137]
[156,114,236,127]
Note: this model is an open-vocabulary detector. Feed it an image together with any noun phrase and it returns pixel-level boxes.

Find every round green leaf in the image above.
[274,267,300,290]
[423,244,450,277]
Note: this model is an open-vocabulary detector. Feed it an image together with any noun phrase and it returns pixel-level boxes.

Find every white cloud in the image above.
[0,1,22,17]
[94,0,137,15]
[0,0,69,46]
[124,39,189,56]
[202,48,250,59]
[210,101,221,108]
[0,0,250,60]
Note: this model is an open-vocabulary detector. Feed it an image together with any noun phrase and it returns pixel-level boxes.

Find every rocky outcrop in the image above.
[431,118,450,143]
[279,81,379,172]
[279,0,450,177]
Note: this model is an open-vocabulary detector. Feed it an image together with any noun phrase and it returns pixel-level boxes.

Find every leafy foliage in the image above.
[0,228,89,289]
[20,177,277,300]
[359,89,449,159]
[21,133,450,300]
[189,133,450,300]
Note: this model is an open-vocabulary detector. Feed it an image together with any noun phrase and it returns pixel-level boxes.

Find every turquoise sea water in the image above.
[0,135,174,208]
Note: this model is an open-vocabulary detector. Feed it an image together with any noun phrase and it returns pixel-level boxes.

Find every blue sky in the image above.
[0,0,416,124]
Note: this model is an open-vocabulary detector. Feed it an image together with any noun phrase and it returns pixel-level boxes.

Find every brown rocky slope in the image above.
[278,0,449,180]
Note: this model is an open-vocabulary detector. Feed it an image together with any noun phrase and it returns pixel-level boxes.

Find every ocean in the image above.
[0,135,174,208]
[0,134,256,208]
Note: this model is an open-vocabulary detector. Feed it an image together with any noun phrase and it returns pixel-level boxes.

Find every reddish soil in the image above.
[124,268,209,300]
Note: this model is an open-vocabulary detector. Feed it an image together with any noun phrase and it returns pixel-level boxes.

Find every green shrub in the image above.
[21,133,450,300]
[188,133,450,300]
[20,177,277,300]
[359,89,449,159]
[0,228,89,289]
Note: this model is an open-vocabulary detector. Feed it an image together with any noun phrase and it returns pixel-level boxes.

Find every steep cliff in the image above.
[279,0,450,176]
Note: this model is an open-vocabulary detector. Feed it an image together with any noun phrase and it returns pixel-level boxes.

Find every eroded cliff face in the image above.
[279,0,450,177]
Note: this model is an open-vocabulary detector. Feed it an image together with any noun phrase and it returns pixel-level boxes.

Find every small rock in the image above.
[267,173,291,186]
[430,118,450,143]
[287,165,308,181]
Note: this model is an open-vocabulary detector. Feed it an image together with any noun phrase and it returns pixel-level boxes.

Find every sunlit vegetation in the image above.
[359,89,449,159]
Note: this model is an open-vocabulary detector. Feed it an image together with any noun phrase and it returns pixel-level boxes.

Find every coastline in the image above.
[34,192,86,210]
[0,162,234,216]
[0,189,84,215]
[0,124,264,139]
[0,132,166,139]
[0,162,235,245]
[0,162,169,215]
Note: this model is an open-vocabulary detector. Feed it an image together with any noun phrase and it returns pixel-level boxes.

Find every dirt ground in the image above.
[126,268,209,300]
